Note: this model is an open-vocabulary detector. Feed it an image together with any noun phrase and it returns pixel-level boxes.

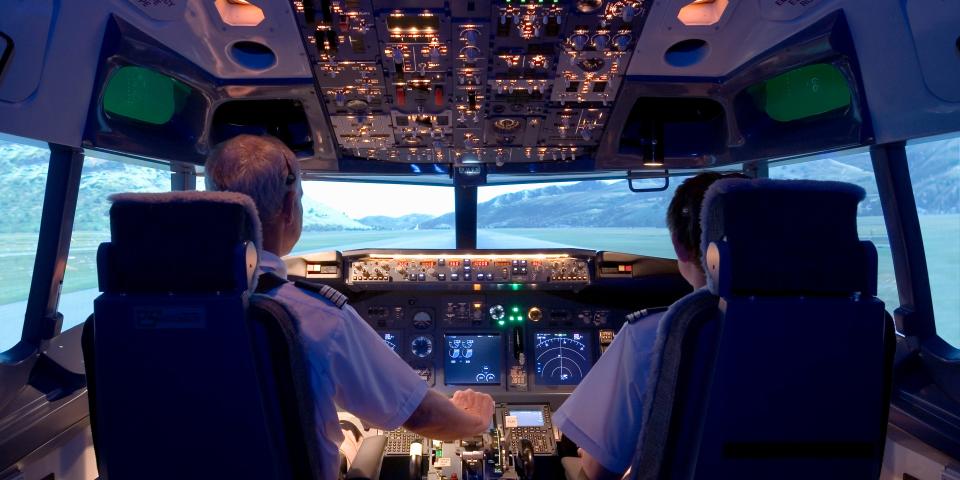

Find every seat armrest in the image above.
[346,435,387,480]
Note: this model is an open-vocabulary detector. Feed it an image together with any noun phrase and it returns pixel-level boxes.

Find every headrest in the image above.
[701,179,876,297]
[99,191,261,294]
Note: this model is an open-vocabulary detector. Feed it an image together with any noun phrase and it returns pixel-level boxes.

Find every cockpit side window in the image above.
[0,136,50,352]
[769,150,900,316]
[906,134,960,347]
[58,156,170,334]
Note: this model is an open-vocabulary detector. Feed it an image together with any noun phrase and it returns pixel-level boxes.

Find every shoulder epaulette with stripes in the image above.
[255,272,349,309]
[625,306,669,324]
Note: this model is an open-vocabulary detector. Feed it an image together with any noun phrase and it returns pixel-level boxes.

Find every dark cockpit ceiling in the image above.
[74,0,886,184]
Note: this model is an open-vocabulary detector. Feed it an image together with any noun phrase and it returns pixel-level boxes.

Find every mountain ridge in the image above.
[0,139,956,233]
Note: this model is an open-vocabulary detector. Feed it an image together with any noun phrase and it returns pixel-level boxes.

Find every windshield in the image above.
[477,180,675,256]
[294,182,455,252]
[295,179,675,256]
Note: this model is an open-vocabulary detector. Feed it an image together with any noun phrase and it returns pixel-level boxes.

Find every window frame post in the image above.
[21,144,84,345]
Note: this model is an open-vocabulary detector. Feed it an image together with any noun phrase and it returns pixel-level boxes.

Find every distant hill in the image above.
[0,142,370,233]
[0,138,956,233]
[359,213,434,230]
[420,181,673,229]
[301,196,371,231]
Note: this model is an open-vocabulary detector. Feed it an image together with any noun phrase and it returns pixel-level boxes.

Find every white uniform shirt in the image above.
[258,251,430,480]
[553,311,665,474]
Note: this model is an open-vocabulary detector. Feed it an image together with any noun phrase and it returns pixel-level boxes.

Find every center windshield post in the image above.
[455,185,478,250]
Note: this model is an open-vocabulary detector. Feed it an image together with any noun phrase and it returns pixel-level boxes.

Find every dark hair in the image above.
[666,172,748,267]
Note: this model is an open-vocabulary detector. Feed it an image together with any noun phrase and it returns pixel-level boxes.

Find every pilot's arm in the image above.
[554,311,664,479]
[325,305,494,440]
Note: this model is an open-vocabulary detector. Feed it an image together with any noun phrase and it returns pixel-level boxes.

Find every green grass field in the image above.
[1,215,957,348]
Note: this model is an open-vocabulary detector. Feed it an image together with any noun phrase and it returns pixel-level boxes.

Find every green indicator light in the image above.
[512,306,519,313]
[511,283,520,291]
[498,320,506,326]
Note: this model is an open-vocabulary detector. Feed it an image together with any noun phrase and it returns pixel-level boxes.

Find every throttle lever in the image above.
[515,438,535,480]
[512,326,525,364]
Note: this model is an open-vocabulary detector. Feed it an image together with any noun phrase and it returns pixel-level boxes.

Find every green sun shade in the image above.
[748,64,852,123]
[102,66,191,125]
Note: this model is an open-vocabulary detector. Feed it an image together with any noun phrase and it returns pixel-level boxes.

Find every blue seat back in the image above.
[634,179,893,479]
[86,192,320,479]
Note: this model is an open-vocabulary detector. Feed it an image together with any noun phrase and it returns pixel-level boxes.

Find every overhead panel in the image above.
[290,0,652,166]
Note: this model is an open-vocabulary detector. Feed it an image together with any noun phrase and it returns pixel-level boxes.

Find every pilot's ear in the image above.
[281,189,297,225]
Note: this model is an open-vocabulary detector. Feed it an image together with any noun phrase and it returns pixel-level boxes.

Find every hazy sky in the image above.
[302,181,560,218]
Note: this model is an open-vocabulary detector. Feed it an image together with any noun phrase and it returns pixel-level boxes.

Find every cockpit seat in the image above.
[83,192,332,479]
[630,179,894,479]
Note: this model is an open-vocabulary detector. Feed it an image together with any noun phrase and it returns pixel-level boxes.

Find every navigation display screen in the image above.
[509,409,545,427]
[378,331,401,354]
[534,331,593,386]
[444,334,501,385]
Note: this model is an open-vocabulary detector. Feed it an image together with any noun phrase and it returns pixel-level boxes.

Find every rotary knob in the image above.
[527,307,542,322]
[622,3,637,22]
[464,46,481,62]
[489,304,505,321]
[593,34,609,51]
[614,34,631,51]
[463,29,480,47]
[570,34,588,52]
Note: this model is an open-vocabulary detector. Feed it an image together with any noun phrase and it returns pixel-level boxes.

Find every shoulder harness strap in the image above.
[255,272,349,309]
[626,306,669,324]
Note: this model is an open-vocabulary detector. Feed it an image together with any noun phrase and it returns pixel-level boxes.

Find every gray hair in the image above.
[204,134,299,224]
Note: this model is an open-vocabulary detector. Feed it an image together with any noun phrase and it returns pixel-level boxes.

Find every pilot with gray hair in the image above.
[204,134,495,479]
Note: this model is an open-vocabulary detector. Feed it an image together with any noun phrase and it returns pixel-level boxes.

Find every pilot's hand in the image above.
[451,389,495,429]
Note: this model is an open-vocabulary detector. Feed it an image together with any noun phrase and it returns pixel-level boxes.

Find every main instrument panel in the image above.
[291,0,650,163]
[291,248,686,479]
[289,248,685,399]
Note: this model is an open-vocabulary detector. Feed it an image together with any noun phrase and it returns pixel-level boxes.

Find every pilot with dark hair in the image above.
[204,134,495,480]
[555,172,746,480]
